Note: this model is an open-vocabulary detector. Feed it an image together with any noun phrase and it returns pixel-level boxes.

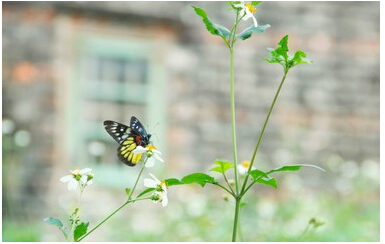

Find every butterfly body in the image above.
[104,116,151,166]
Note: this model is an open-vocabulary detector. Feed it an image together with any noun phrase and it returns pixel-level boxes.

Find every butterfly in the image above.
[103,116,151,166]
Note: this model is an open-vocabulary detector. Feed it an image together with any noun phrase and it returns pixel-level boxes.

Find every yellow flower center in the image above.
[246,3,256,13]
[146,145,157,151]
[160,180,168,189]
[242,161,250,168]
[71,167,80,176]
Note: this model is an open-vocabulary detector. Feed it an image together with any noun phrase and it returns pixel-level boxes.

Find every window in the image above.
[64,35,166,169]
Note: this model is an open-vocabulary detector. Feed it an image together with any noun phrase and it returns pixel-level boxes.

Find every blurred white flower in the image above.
[144,173,168,207]
[60,168,93,191]
[233,1,258,27]
[133,145,164,168]
[238,160,254,175]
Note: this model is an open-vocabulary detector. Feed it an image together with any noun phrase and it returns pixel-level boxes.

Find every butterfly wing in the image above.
[104,117,151,167]
[103,120,130,144]
[130,116,151,145]
[117,134,143,166]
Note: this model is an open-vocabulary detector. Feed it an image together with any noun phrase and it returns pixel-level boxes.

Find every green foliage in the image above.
[43,217,67,239]
[266,164,325,175]
[248,169,277,189]
[192,6,231,38]
[164,173,217,188]
[137,187,155,198]
[255,176,277,189]
[74,222,89,242]
[165,178,183,186]
[266,35,312,72]
[251,1,262,5]
[210,159,234,174]
[125,188,131,197]
[236,24,270,40]
[181,173,217,187]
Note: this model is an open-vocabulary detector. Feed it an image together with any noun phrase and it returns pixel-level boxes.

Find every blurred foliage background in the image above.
[2,1,380,241]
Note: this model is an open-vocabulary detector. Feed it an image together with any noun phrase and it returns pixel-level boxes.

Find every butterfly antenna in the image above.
[148,121,160,144]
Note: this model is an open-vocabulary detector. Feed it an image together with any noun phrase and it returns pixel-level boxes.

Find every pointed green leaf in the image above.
[181,173,217,187]
[125,188,131,196]
[251,1,262,5]
[210,159,234,174]
[248,169,277,189]
[236,24,270,40]
[74,222,89,242]
[256,176,277,189]
[192,6,230,38]
[44,217,64,228]
[266,164,325,175]
[214,23,231,38]
[248,169,269,180]
[291,50,312,66]
[137,187,155,198]
[266,35,312,71]
[165,178,183,186]
[44,217,68,239]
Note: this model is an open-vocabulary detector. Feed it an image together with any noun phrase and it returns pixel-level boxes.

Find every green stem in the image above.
[77,197,150,242]
[78,159,147,241]
[232,197,241,242]
[222,172,235,195]
[230,47,239,195]
[213,182,235,196]
[241,70,289,194]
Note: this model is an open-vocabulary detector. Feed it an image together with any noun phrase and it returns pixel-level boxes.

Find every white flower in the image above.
[238,161,254,175]
[144,173,168,207]
[60,168,93,191]
[233,1,258,27]
[133,145,164,168]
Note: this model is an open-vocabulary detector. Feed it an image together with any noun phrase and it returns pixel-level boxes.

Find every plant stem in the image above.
[232,197,241,242]
[230,47,239,195]
[77,197,150,242]
[78,160,147,241]
[240,70,289,194]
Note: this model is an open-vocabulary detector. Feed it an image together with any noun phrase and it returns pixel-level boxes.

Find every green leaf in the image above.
[256,177,277,189]
[214,23,231,38]
[210,159,234,174]
[137,187,155,198]
[74,222,89,242]
[181,173,217,187]
[192,6,230,38]
[44,217,68,239]
[248,169,269,180]
[44,217,63,228]
[248,169,277,189]
[266,164,325,175]
[266,35,312,71]
[251,1,262,5]
[291,50,313,66]
[125,188,131,197]
[236,24,270,40]
[165,178,183,186]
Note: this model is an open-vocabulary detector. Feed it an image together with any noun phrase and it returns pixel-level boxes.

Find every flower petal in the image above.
[79,168,92,174]
[133,146,147,155]
[68,179,78,191]
[148,173,160,183]
[80,175,88,183]
[145,157,155,168]
[144,178,157,188]
[60,175,73,183]
[161,192,168,207]
[153,153,164,163]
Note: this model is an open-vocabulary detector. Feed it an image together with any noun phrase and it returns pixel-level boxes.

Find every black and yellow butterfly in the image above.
[104,116,151,166]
